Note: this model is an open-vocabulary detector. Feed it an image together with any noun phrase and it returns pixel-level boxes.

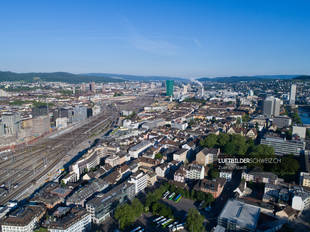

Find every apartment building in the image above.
[47,207,91,232]
[260,136,305,155]
[1,205,46,232]
[196,148,220,166]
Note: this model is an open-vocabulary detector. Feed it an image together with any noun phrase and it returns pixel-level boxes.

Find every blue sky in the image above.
[0,0,310,77]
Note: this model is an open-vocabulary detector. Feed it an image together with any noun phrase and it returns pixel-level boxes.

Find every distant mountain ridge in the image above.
[0,71,186,83]
[293,75,310,80]
[0,71,307,83]
[0,71,123,83]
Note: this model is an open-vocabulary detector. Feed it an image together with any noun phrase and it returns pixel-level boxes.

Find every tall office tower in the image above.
[273,98,281,116]
[183,84,188,95]
[200,86,204,97]
[81,83,86,92]
[263,96,281,117]
[90,82,96,92]
[166,80,174,96]
[263,97,274,117]
[290,84,296,105]
[72,86,76,95]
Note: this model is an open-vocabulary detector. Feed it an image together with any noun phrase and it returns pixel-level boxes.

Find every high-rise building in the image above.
[81,83,86,92]
[166,80,174,96]
[263,96,281,117]
[290,84,297,105]
[183,84,188,95]
[273,98,281,116]
[90,82,96,92]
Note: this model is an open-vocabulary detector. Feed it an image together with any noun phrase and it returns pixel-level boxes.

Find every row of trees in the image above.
[200,133,255,156]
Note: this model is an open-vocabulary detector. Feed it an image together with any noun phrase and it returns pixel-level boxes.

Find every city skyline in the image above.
[1,0,310,77]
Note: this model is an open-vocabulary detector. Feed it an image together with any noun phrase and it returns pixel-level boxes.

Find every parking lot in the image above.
[160,198,196,221]
[132,213,186,232]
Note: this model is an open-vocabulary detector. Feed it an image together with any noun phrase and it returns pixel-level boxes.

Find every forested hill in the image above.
[0,71,123,83]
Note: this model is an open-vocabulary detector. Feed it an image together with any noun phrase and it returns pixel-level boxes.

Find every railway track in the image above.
[0,112,117,205]
[0,97,154,205]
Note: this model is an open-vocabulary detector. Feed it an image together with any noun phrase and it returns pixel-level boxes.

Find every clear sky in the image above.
[0,0,310,78]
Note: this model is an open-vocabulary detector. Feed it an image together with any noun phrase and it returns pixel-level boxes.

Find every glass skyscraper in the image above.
[166,80,174,96]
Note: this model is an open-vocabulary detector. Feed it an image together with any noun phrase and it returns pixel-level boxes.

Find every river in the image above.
[298,106,310,124]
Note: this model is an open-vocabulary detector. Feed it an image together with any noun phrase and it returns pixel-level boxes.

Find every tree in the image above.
[276,155,300,176]
[223,142,235,155]
[186,208,205,232]
[155,153,163,160]
[151,202,173,218]
[114,203,135,230]
[131,198,144,218]
[217,133,230,148]
[200,134,217,148]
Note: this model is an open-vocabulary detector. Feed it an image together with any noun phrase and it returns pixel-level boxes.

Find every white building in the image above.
[290,84,297,105]
[219,171,233,181]
[291,189,310,211]
[128,171,148,194]
[263,96,281,117]
[186,164,204,180]
[48,207,91,232]
[293,126,306,139]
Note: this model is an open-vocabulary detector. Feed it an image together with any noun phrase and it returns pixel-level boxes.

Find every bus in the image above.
[159,218,169,226]
[168,221,178,230]
[168,192,175,200]
[162,218,173,227]
[157,218,167,225]
[163,191,170,199]
[174,194,182,202]
[130,226,142,232]
[176,195,182,203]
[153,216,164,223]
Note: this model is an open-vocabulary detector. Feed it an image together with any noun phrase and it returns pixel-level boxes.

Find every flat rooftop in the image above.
[219,200,260,230]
